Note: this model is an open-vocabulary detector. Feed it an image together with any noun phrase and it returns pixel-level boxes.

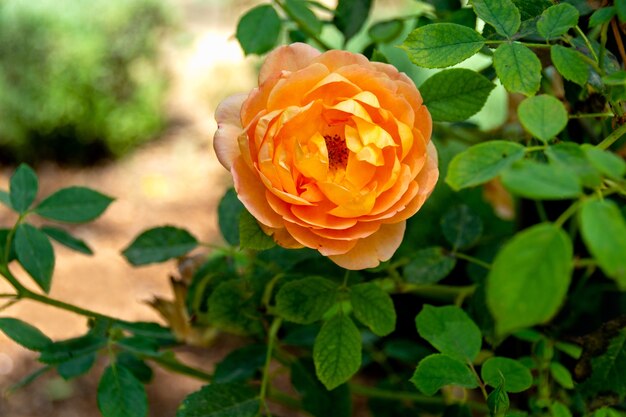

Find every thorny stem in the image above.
[260,318,282,416]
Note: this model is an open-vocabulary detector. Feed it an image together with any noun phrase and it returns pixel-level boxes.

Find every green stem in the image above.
[349,383,489,412]
[468,362,489,401]
[454,252,491,270]
[570,112,615,119]
[524,145,547,153]
[485,40,551,49]
[575,26,599,63]
[272,0,333,51]
[535,200,548,223]
[597,122,626,150]
[554,200,582,228]
[145,354,213,382]
[260,318,282,416]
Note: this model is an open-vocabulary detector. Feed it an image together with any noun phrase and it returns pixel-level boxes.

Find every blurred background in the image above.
[0,0,506,414]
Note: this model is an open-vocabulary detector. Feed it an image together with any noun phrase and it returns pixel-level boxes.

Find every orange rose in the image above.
[214,43,438,270]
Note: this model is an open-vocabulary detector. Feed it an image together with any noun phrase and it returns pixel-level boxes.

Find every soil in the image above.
[0,0,262,415]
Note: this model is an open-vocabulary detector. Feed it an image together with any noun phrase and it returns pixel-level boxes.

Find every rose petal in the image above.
[329,221,406,269]
[284,221,359,255]
[214,93,248,169]
[259,43,322,85]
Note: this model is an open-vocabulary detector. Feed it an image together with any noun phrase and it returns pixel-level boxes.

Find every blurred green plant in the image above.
[0,0,173,164]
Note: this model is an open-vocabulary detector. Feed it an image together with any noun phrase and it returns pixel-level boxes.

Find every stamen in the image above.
[323,134,349,170]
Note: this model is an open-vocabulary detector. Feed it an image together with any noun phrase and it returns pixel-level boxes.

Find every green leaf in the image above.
[471,0,521,37]
[446,141,525,190]
[401,23,485,68]
[334,0,372,41]
[581,144,626,181]
[368,19,404,43]
[0,317,52,351]
[39,334,107,364]
[9,164,38,214]
[487,380,510,417]
[549,362,575,389]
[551,45,590,86]
[415,304,482,362]
[419,69,495,122]
[313,314,362,390]
[41,226,93,255]
[487,223,573,336]
[208,279,264,335]
[517,95,568,143]
[580,329,626,398]
[603,70,626,86]
[350,283,396,336]
[501,160,583,200]
[537,3,579,39]
[545,143,601,188]
[218,188,244,246]
[0,190,12,209]
[14,223,55,293]
[177,383,259,417]
[117,353,153,384]
[618,1,626,23]
[403,247,456,284]
[239,210,275,251]
[494,42,542,96]
[441,205,483,250]
[411,354,479,396]
[555,341,583,359]
[579,199,626,289]
[550,402,572,417]
[213,345,267,384]
[97,365,148,417]
[57,354,96,380]
[33,187,113,223]
[236,5,281,55]
[512,0,552,21]
[122,226,198,266]
[284,0,323,36]
[481,357,533,393]
[292,359,351,417]
[589,6,616,27]
[276,277,338,324]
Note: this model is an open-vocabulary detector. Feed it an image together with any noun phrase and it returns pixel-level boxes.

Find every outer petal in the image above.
[259,43,322,85]
[214,93,248,169]
[329,222,406,270]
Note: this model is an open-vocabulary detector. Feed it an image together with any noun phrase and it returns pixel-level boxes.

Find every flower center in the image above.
[324,134,348,170]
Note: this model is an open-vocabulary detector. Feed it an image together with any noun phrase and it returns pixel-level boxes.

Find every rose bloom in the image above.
[214,43,438,270]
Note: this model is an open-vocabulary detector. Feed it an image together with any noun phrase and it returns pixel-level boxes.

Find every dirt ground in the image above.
[0,0,261,415]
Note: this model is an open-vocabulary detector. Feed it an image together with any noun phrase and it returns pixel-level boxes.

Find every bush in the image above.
[0,0,173,163]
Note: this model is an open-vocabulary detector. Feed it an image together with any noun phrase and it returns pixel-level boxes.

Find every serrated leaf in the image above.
[276,277,338,324]
[218,188,244,246]
[122,226,198,266]
[512,0,552,21]
[350,283,396,336]
[420,68,495,122]
[487,223,573,336]
[401,23,485,68]
[589,7,616,27]
[471,0,521,37]
[284,0,323,36]
[415,304,482,362]
[551,45,589,87]
[411,354,478,396]
[537,3,579,39]
[208,279,264,335]
[313,314,362,390]
[33,187,113,223]
[545,143,601,188]
[9,164,38,214]
[98,365,148,417]
[501,160,583,200]
[494,42,542,96]
[368,19,404,43]
[213,345,267,384]
[14,223,55,293]
[581,145,626,181]
[41,226,93,255]
[579,199,626,289]
[481,357,533,393]
[403,246,456,284]
[236,5,281,55]
[334,0,372,41]
[446,141,526,190]
[549,362,575,389]
[441,205,483,250]
[0,318,52,351]
[580,329,626,398]
[239,210,275,251]
[177,383,259,417]
[517,95,569,143]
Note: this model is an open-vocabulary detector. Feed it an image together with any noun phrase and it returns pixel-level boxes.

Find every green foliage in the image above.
[0,317,52,351]
[470,0,521,38]
[536,4,579,40]
[550,45,590,86]
[14,223,55,293]
[517,95,569,143]
[403,247,457,284]
[411,354,479,395]
[480,357,533,393]
[501,160,582,200]
[440,205,483,250]
[97,365,148,417]
[276,277,338,324]
[122,226,198,266]
[10,164,38,213]
[334,0,372,41]
[493,42,542,96]
[41,226,93,255]
[580,329,626,399]
[349,283,396,336]
[176,383,259,417]
[236,5,282,55]
[0,0,172,162]
[33,187,114,223]
[238,210,276,251]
